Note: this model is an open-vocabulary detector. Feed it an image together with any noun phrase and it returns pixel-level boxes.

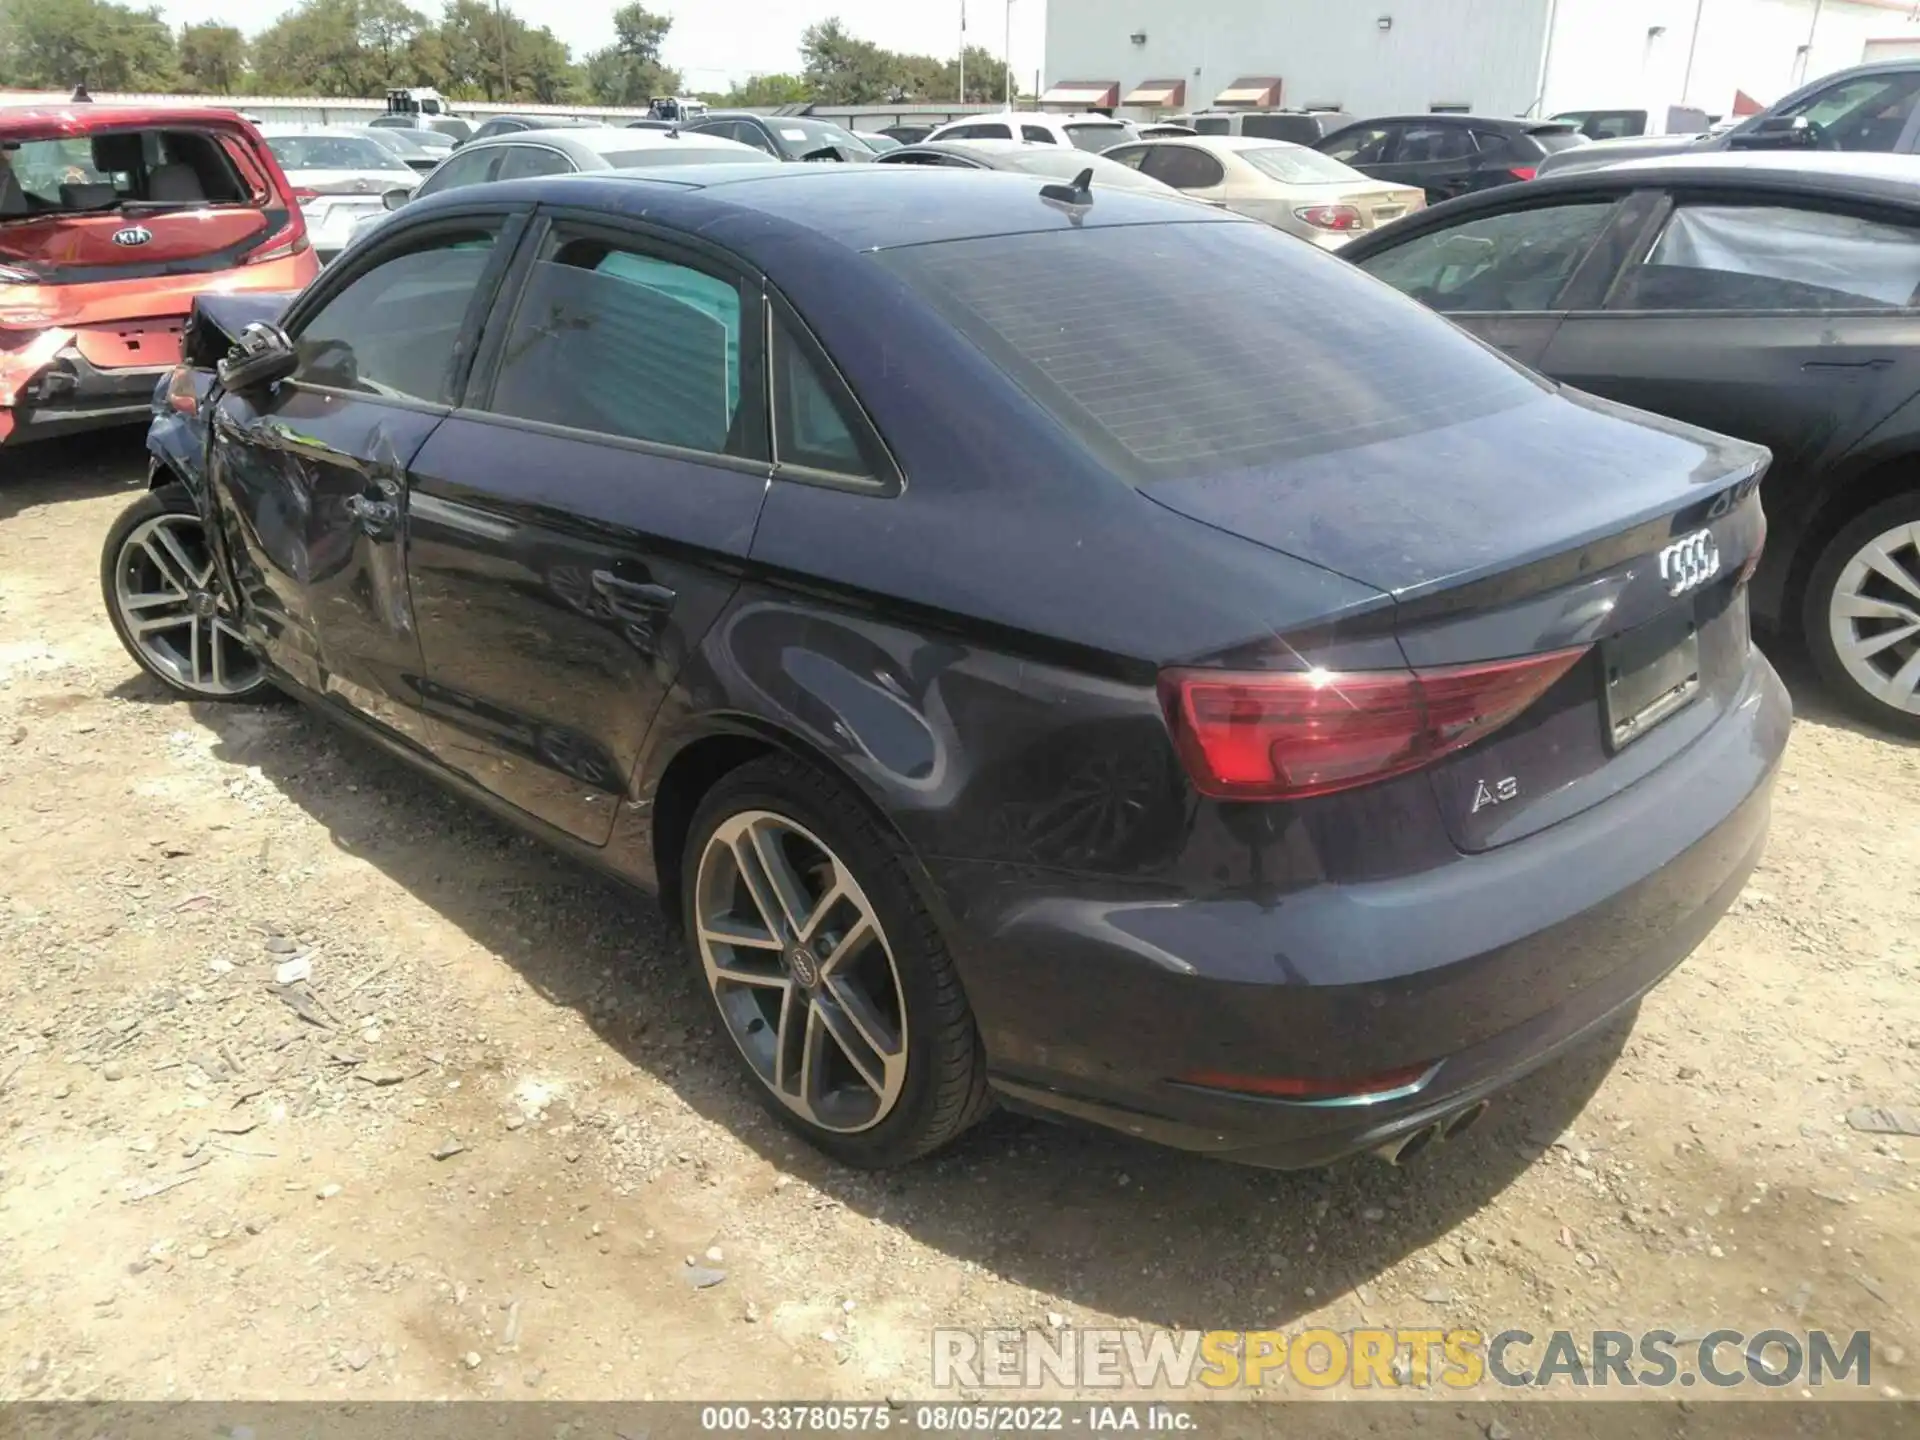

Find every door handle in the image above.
[591,571,677,618]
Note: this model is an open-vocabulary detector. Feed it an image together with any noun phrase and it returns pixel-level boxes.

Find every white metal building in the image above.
[1043,0,1920,123]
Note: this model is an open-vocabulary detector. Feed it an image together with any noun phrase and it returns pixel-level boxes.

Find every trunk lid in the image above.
[1146,388,1769,850]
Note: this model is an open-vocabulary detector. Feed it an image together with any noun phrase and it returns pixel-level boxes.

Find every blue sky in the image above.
[156,0,1050,94]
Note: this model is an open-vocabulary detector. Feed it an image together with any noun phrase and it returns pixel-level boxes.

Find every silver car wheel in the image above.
[694,810,909,1133]
[1829,520,1920,716]
[112,514,261,698]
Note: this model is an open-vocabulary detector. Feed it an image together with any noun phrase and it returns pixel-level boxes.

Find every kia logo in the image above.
[111,226,154,247]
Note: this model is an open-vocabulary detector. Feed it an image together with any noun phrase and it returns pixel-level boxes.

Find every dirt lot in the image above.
[2,434,1918,1409]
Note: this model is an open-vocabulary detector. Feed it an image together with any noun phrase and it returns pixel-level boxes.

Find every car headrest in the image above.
[148,163,206,203]
[59,183,118,211]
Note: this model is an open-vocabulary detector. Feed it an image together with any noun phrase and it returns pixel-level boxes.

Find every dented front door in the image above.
[210,388,442,750]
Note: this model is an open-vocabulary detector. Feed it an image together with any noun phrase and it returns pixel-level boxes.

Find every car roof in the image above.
[464,126,753,157]
[0,104,256,138]
[408,164,1240,256]
[1120,134,1314,154]
[1530,149,1920,206]
[1339,114,1573,131]
[936,111,1130,126]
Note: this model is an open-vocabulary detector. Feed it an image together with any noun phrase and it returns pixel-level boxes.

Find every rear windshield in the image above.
[2,128,260,217]
[267,134,413,172]
[878,221,1540,480]
[1530,128,1589,153]
[1240,144,1366,184]
[1064,123,1131,152]
[603,146,768,168]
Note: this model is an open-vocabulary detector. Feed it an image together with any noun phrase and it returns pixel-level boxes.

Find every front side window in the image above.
[414,147,503,198]
[1320,124,1395,164]
[1612,204,1920,311]
[1022,125,1056,143]
[1358,202,1616,312]
[488,235,751,455]
[1779,71,1920,150]
[294,227,500,402]
[946,122,1014,140]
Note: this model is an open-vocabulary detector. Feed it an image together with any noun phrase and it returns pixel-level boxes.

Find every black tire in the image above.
[100,485,274,704]
[681,754,991,1168]
[1803,491,1920,738]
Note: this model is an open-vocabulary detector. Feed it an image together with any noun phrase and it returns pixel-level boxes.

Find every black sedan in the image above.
[1316,114,1587,203]
[107,165,1784,1171]
[682,111,875,163]
[1344,151,1920,735]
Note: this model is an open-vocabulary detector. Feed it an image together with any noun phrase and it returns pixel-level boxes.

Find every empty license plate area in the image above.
[1604,602,1701,750]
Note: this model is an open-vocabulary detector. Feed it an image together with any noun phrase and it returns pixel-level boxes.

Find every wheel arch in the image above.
[645,714,943,940]
[1779,452,1920,623]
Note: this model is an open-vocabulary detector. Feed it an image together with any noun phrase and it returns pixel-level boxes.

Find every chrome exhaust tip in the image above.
[1372,1122,1440,1166]
[1442,1099,1489,1141]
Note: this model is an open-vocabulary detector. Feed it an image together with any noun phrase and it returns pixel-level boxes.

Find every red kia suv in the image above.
[0,105,318,447]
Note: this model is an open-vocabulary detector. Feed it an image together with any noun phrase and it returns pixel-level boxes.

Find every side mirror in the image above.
[1727,114,1820,150]
[381,186,411,211]
[217,322,298,394]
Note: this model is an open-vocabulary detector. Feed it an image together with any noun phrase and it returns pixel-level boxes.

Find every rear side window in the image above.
[1358,202,1617,311]
[1395,125,1477,162]
[880,222,1540,480]
[1613,204,1920,311]
[945,122,1013,140]
[773,316,878,478]
[1022,125,1056,143]
[495,146,574,180]
[1064,123,1130,152]
[1240,114,1320,144]
[1139,145,1225,189]
[294,227,499,403]
[1192,115,1231,136]
[487,236,751,455]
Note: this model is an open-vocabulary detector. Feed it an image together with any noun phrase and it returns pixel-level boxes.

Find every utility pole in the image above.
[1004,0,1014,110]
[495,0,511,101]
[1681,0,1706,106]
[959,0,966,103]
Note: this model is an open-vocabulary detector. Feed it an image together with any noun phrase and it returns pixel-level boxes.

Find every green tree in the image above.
[582,2,677,106]
[724,72,810,107]
[945,44,1010,104]
[176,22,246,93]
[250,0,423,95]
[799,17,893,105]
[0,0,179,90]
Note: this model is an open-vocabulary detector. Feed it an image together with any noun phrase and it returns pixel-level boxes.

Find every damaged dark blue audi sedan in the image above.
[106,164,1789,1170]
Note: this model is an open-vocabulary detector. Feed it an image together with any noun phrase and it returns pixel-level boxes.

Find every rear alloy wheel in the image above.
[1806,494,1920,737]
[683,757,990,1167]
[101,486,270,702]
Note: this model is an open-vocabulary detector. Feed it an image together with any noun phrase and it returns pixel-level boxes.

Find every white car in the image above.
[923,111,1140,153]
[260,127,421,262]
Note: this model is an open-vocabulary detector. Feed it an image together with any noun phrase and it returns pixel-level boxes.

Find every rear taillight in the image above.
[1509,166,1539,181]
[1294,203,1364,232]
[165,364,198,416]
[1158,649,1589,801]
[245,204,311,265]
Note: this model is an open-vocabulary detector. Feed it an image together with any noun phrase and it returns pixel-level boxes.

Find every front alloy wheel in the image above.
[101,486,269,702]
[1806,496,1920,737]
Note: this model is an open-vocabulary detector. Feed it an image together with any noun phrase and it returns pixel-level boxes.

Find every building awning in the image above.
[1123,78,1187,108]
[1040,79,1121,109]
[1214,76,1284,108]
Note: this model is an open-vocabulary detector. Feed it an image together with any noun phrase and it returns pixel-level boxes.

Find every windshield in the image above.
[773,118,866,156]
[268,135,412,172]
[1241,144,1368,185]
[878,221,1539,482]
[1064,122,1132,152]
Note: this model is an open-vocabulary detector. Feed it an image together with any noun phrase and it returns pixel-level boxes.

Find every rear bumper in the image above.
[940,653,1791,1169]
[0,345,165,445]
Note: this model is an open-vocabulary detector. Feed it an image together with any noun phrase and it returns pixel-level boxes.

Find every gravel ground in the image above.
[2,434,1917,1409]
